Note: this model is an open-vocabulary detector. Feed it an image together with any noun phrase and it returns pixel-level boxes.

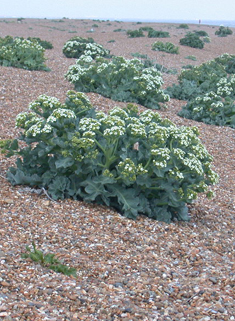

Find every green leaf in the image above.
[109,185,139,219]
[55,157,74,169]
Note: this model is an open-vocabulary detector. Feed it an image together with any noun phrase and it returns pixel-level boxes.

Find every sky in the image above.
[0,0,235,22]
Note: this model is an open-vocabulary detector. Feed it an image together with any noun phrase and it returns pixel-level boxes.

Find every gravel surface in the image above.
[0,18,235,321]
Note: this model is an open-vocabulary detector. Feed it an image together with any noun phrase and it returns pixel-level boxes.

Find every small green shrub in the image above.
[6,91,218,222]
[203,36,211,43]
[193,30,208,37]
[185,55,197,61]
[113,28,125,32]
[148,30,170,38]
[27,37,53,49]
[139,26,154,32]
[214,53,235,74]
[62,36,110,59]
[107,39,115,43]
[180,32,204,49]
[0,36,49,70]
[22,242,77,277]
[65,56,170,109]
[215,26,233,37]
[152,41,179,54]
[178,24,189,29]
[166,59,227,100]
[127,29,145,38]
[178,92,235,128]
[131,52,148,59]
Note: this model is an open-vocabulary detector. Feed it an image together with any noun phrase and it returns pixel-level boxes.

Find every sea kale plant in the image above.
[166,56,233,100]
[6,91,218,223]
[27,37,53,49]
[148,30,170,38]
[65,55,170,109]
[215,26,233,37]
[179,32,204,49]
[126,29,145,38]
[166,53,235,128]
[179,91,235,127]
[62,36,110,59]
[0,36,49,70]
[152,41,179,54]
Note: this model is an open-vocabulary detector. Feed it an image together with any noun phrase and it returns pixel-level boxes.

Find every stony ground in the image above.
[0,18,234,320]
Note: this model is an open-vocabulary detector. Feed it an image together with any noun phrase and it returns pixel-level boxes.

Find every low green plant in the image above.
[0,36,49,70]
[127,29,145,38]
[27,37,53,49]
[166,55,235,100]
[203,36,211,43]
[5,91,218,222]
[215,26,233,37]
[22,242,77,277]
[139,26,154,32]
[214,53,235,74]
[178,92,235,127]
[107,39,115,43]
[148,30,170,38]
[65,55,170,109]
[178,24,189,29]
[131,52,148,59]
[193,30,208,37]
[63,36,110,59]
[152,41,179,54]
[185,55,197,61]
[113,28,125,32]
[0,139,15,154]
[180,32,204,49]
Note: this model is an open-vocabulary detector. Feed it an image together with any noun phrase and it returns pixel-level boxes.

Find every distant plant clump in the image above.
[0,35,49,70]
[179,32,204,49]
[5,91,218,223]
[148,30,170,38]
[27,37,53,49]
[193,30,208,37]
[152,41,179,54]
[178,24,189,29]
[65,55,170,109]
[215,26,233,37]
[166,53,235,128]
[185,55,197,61]
[126,29,145,38]
[62,36,110,59]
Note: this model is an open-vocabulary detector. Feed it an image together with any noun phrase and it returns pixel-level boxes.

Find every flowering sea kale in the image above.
[178,91,235,128]
[0,36,49,70]
[65,56,170,109]
[7,91,218,223]
[62,36,110,59]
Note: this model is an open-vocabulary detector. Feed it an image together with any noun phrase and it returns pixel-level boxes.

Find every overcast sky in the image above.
[0,0,235,22]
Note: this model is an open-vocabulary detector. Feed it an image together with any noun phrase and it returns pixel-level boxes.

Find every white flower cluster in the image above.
[117,158,137,181]
[15,112,41,129]
[103,126,125,138]
[79,118,101,132]
[83,43,109,58]
[182,153,204,176]
[29,95,62,113]
[47,108,76,123]
[14,37,44,52]
[216,76,235,97]
[127,123,146,138]
[25,120,53,137]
